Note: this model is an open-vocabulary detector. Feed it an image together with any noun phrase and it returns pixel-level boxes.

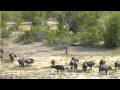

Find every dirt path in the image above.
[1,31,120,79]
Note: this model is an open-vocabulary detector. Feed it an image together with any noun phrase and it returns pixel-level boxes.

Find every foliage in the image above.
[2,11,120,49]
[72,11,107,46]
[1,29,12,38]
[13,18,23,31]
[0,39,4,45]
[104,12,120,48]
[69,32,80,44]
[1,11,11,32]
[17,24,66,45]
[17,26,45,44]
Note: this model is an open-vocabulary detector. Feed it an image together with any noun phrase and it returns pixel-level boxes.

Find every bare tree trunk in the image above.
[62,13,73,54]
[66,26,69,54]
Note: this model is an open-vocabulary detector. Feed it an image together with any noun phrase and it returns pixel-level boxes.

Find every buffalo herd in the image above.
[0,48,120,75]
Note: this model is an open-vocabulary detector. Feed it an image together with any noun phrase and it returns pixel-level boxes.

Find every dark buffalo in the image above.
[9,53,17,63]
[115,61,120,69]
[82,61,95,71]
[69,59,79,70]
[51,65,64,74]
[24,58,34,66]
[98,65,112,75]
[18,59,25,69]
[0,49,4,61]
[99,59,105,66]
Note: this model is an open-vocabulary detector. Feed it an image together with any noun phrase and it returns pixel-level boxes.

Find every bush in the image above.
[17,26,46,44]
[45,30,56,44]
[17,25,66,45]
[69,32,80,44]
[1,29,12,38]
[17,31,38,44]
[70,36,80,44]
[0,39,4,45]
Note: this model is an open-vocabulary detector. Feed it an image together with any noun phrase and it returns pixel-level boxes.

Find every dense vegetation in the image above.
[105,12,120,48]
[1,11,120,48]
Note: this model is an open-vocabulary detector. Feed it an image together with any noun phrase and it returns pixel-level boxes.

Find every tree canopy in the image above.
[1,11,120,49]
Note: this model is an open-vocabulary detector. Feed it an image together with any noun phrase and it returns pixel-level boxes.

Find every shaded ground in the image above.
[1,31,120,79]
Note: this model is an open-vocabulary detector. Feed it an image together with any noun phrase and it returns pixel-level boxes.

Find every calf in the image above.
[51,59,55,66]
[98,65,112,75]
[0,49,4,54]
[0,49,4,61]
[51,65,64,74]
[9,53,17,63]
[99,59,105,66]
[18,59,25,69]
[24,58,34,66]
[115,61,120,69]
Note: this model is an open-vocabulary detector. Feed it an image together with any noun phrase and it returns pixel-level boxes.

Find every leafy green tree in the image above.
[72,11,107,46]
[104,12,120,48]
[1,11,12,38]
[1,11,11,30]
[21,11,35,21]
[33,11,47,25]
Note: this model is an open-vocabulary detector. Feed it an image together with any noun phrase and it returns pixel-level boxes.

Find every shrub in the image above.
[17,26,46,44]
[0,39,4,45]
[70,33,80,44]
[1,29,12,38]
[17,25,66,45]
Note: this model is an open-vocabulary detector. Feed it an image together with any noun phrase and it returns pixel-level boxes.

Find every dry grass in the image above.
[1,54,120,79]
[18,25,31,31]
[1,31,120,79]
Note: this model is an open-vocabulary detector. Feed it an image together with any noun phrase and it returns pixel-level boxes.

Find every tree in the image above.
[21,11,35,21]
[1,11,11,30]
[33,11,47,26]
[1,11,12,38]
[73,11,107,46]
[61,11,74,54]
[46,11,55,20]
[104,12,120,48]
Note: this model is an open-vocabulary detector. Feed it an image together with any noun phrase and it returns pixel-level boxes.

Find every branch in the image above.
[62,15,69,25]
[69,22,72,28]
[62,14,73,28]
[62,15,67,24]
[62,15,65,24]
[68,16,72,26]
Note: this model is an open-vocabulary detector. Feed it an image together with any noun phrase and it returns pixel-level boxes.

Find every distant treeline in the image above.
[1,11,120,48]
